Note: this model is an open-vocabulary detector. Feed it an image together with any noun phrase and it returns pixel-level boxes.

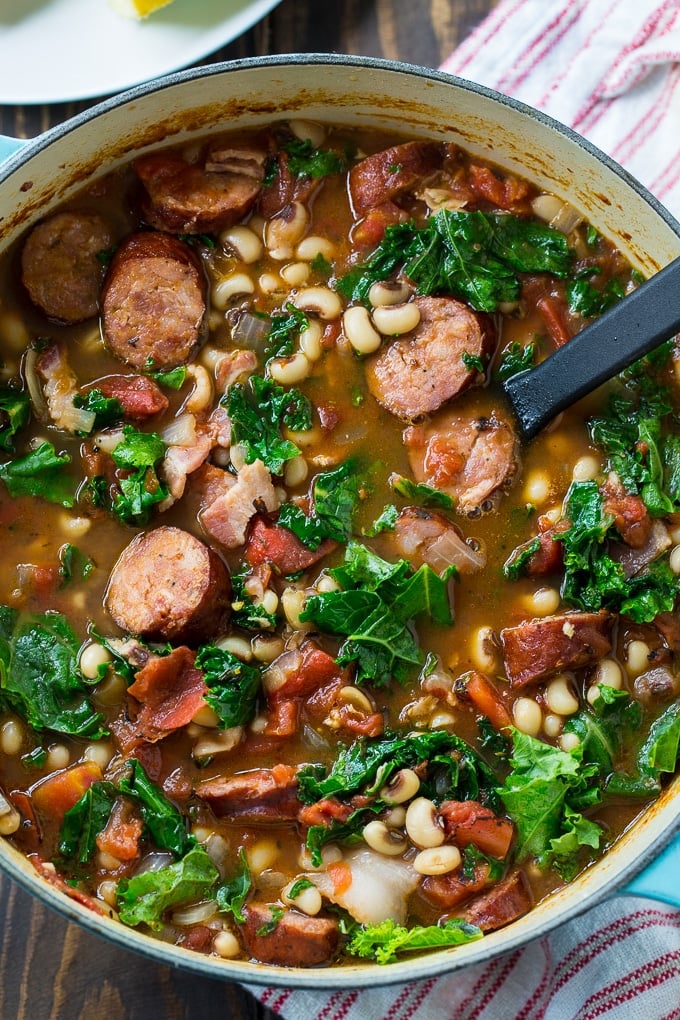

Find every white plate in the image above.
[0,0,282,105]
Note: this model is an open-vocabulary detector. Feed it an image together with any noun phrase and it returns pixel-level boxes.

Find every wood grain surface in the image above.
[0,2,495,1017]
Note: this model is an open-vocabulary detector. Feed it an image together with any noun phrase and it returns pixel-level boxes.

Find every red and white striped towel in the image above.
[249,3,680,1016]
[441,0,680,219]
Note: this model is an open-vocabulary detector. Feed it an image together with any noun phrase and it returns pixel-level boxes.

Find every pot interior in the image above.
[0,54,679,988]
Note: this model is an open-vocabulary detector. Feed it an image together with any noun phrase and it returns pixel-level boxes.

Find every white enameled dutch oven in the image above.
[0,55,679,989]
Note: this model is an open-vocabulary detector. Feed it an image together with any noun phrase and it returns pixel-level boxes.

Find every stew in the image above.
[0,119,678,969]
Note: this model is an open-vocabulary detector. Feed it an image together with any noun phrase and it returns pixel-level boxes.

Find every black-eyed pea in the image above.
[299,320,323,362]
[296,235,335,262]
[280,261,311,287]
[371,301,421,337]
[219,225,263,264]
[543,713,563,738]
[559,731,580,753]
[213,930,241,959]
[572,454,600,482]
[215,635,253,661]
[523,586,560,617]
[0,719,24,756]
[0,791,20,836]
[625,639,651,676]
[288,119,326,148]
[211,273,255,309]
[545,675,579,716]
[293,286,342,321]
[79,641,112,680]
[343,306,382,355]
[404,797,445,849]
[251,634,285,664]
[413,845,462,876]
[265,201,310,258]
[269,352,311,386]
[368,280,413,307]
[587,657,623,705]
[512,697,543,736]
[282,880,323,916]
[379,768,421,806]
[362,819,408,856]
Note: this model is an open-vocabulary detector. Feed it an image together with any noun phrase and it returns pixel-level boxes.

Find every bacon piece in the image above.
[195,764,300,822]
[29,855,109,916]
[349,141,446,217]
[245,514,337,574]
[126,646,208,742]
[197,460,279,549]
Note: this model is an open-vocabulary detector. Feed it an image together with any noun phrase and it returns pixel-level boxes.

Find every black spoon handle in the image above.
[502,255,680,441]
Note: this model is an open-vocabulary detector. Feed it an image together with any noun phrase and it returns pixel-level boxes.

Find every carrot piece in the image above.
[31,760,103,822]
[463,671,513,731]
[327,861,353,896]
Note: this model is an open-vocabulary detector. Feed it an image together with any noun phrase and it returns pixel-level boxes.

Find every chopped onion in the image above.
[428,529,487,574]
[161,412,197,448]
[228,309,270,350]
[171,900,219,926]
[23,347,49,421]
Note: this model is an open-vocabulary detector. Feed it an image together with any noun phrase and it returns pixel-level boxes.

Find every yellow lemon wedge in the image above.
[108,0,175,19]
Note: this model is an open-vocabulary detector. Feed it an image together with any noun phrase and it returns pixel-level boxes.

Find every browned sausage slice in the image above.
[241,904,339,967]
[82,374,169,421]
[195,765,300,823]
[366,296,495,421]
[405,408,518,513]
[104,525,230,643]
[21,211,113,323]
[500,611,613,687]
[349,141,446,217]
[135,150,264,234]
[459,869,533,932]
[101,232,206,370]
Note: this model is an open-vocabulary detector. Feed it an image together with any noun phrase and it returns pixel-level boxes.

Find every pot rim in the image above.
[1,52,679,989]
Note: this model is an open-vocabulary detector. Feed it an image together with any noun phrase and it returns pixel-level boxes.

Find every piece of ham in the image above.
[198,459,280,549]
[126,646,208,742]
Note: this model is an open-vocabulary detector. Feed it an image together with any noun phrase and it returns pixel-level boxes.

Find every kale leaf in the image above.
[494,341,536,382]
[347,918,483,965]
[118,758,195,857]
[277,459,364,549]
[283,137,346,179]
[215,847,252,923]
[58,781,117,863]
[0,441,76,506]
[389,473,454,510]
[0,388,31,450]
[337,209,572,312]
[229,567,278,631]
[195,645,261,728]
[72,389,124,430]
[264,303,309,360]
[226,375,313,474]
[58,544,94,587]
[117,845,219,930]
[0,606,106,738]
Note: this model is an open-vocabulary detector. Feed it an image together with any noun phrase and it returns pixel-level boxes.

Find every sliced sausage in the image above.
[439,800,514,859]
[349,141,446,217]
[135,150,264,234]
[633,666,680,705]
[195,765,300,823]
[405,409,518,513]
[21,211,113,323]
[258,151,319,219]
[366,296,495,421]
[421,861,492,910]
[101,232,207,371]
[241,903,339,967]
[82,374,169,421]
[501,611,613,687]
[104,525,230,643]
[459,869,533,932]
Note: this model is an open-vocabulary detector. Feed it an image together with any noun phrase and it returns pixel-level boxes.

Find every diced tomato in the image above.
[462,672,512,731]
[350,201,407,248]
[245,515,337,574]
[127,646,207,741]
[468,164,531,211]
[264,698,299,738]
[31,760,103,822]
[439,800,514,859]
[297,798,353,829]
[537,295,572,347]
[269,643,347,703]
[95,800,143,862]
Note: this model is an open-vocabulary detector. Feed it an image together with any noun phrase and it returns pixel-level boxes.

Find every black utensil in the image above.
[502,255,680,441]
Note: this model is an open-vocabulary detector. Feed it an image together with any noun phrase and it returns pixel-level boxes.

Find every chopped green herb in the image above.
[148,366,187,390]
[287,877,316,899]
[119,758,195,857]
[310,252,332,275]
[216,848,251,923]
[265,303,310,360]
[494,341,535,381]
[283,137,346,179]
[58,782,117,863]
[364,504,398,536]
[461,351,485,373]
[59,544,94,587]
